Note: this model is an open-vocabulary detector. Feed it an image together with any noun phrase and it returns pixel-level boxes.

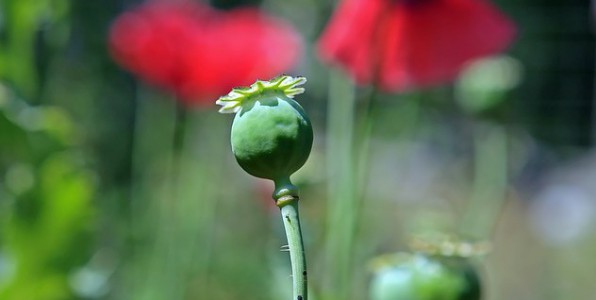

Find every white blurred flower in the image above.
[529,184,595,246]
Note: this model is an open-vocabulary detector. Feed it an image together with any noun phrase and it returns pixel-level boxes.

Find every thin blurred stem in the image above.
[146,96,188,300]
[324,70,357,299]
[158,109,225,299]
[172,102,188,158]
[459,122,509,240]
[592,42,596,144]
[179,111,224,285]
[119,74,219,300]
[355,87,379,205]
[128,84,148,298]
[127,86,181,300]
[130,84,147,244]
[324,72,379,299]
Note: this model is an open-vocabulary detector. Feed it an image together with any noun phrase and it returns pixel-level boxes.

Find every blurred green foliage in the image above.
[0,0,70,100]
[0,90,95,299]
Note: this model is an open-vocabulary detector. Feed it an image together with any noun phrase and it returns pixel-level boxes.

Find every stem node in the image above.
[274,178,308,300]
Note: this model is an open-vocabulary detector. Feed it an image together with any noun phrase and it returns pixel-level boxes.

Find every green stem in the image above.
[592,42,596,144]
[150,97,188,300]
[460,121,508,240]
[274,179,308,300]
[187,111,225,283]
[328,72,383,299]
[128,85,180,299]
[172,102,188,154]
[355,87,379,208]
[324,69,357,299]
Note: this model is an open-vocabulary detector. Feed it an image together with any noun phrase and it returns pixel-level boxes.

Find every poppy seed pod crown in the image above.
[217,76,313,183]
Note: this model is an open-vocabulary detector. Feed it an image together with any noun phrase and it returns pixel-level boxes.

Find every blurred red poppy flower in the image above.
[109,1,301,106]
[317,0,516,92]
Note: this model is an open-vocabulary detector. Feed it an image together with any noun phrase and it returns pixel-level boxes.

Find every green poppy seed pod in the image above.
[369,253,481,300]
[217,76,313,185]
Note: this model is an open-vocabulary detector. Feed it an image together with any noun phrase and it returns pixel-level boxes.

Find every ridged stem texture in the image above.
[274,180,308,300]
[279,199,308,300]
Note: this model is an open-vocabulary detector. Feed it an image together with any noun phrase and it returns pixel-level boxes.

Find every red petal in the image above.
[179,8,302,103]
[380,0,516,91]
[317,0,387,85]
[317,0,516,92]
[109,2,302,106]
